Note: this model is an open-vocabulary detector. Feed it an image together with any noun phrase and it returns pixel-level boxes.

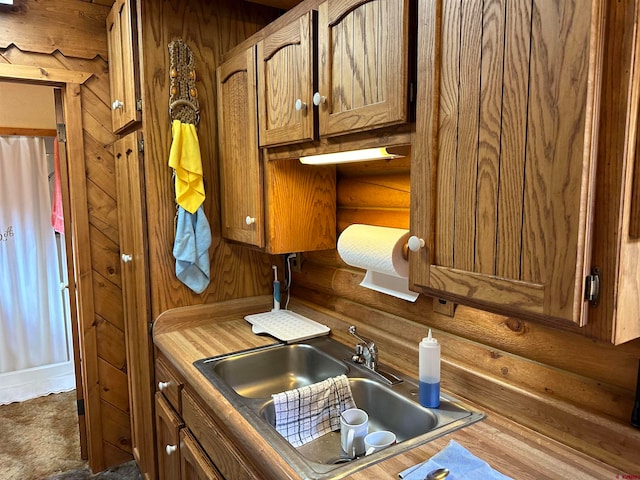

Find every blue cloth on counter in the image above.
[173,205,211,293]
[398,440,512,480]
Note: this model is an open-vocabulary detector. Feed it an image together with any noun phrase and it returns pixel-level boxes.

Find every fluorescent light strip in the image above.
[299,147,403,165]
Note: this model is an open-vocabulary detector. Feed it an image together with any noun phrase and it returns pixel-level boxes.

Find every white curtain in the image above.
[0,136,73,403]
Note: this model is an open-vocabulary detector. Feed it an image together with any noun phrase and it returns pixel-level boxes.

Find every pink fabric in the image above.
[51,137,64,234]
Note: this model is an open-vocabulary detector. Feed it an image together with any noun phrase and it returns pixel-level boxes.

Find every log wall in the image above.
[293,152,640,471]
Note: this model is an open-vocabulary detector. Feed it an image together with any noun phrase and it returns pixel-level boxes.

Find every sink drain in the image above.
[327,456,355,465]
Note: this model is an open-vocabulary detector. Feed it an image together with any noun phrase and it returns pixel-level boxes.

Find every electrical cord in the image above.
[284,253,295,310]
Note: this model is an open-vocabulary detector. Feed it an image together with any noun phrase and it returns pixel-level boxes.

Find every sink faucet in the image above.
[349,326,378,371]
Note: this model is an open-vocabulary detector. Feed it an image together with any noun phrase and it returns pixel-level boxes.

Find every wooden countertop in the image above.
[153,296,622,480]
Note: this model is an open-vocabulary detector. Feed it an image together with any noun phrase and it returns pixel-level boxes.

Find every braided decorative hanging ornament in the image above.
[168,39,200,125]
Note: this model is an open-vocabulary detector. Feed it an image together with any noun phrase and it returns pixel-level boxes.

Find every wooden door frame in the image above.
[0,65,103,469]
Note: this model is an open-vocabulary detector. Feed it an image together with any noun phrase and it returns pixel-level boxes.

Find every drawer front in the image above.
[156,356,183,414]
[182,390,260,479]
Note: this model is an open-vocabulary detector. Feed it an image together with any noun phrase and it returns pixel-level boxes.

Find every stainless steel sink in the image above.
[194,336,484,479]
[206,343,349,398]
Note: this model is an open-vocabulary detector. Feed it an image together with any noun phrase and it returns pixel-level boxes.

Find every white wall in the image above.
[0,82,56,129]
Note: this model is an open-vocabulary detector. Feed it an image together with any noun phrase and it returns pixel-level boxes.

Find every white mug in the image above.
[340,408,368,457]
[364,430,397,455]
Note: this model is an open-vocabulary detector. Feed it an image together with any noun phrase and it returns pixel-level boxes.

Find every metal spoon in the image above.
[425,467,450,480]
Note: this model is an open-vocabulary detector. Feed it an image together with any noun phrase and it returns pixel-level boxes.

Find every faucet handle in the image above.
[348,325,372,348]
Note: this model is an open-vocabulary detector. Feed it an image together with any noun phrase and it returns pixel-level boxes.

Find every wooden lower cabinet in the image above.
[180,430,223,480]
[182,390,261,479]
[155,393,183,480]
[155,355,261,479]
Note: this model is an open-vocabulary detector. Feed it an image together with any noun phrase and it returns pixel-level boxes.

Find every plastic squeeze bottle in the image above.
[418,328,440,408]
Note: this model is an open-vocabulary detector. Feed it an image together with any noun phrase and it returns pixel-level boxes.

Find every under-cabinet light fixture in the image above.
[299,146,407,165]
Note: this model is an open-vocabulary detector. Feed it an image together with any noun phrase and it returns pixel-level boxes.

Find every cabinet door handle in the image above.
[245,216,256,225]
[158,381,171,391]
[407,236,425,252]
[165,444,177,455]
[121,253,133,263]
[295,99,307,111]
[313,92,326,106]
[112,99,124,110]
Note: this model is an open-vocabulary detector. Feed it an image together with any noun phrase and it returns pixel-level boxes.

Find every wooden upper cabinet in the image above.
[257,12,316,147]
[217,47,265,248]
[316,0,412,138]
[106,0,141,133]
[410,0,603,325]
[218,45,336,254]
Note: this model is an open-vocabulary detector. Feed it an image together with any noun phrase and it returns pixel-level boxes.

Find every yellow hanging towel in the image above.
[168,119,205,213]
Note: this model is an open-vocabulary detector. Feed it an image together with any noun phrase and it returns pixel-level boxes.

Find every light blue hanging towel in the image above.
[173,205,211,293]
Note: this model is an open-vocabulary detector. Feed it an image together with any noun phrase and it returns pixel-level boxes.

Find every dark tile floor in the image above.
[45,461,141,480]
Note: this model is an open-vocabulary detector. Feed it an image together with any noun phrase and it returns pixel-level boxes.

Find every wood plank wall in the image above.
[137,0,280,321]
[2,0,281,472]
[0,0,134,468]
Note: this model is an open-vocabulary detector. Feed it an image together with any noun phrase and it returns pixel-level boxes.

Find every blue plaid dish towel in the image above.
[399,440,513,480]
[272,374,355,447]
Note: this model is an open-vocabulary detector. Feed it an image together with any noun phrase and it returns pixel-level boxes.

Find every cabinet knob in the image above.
[295,99,307,111]
[158,381,171,391]
[112,99,124,110]
[407,236,425,252]
[121,253,133,263]
[313,92,326,106]
[245,216,256,225]
[165,444,177,455]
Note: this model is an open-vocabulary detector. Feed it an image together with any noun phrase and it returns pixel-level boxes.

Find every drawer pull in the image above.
[165,444,177,455]
[158,381,172,391]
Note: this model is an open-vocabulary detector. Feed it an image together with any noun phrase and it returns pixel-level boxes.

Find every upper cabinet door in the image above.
[257,12,316,147]
[317,0,412,138]
[410,0,603,325]
[217,47,265,248]
[106,0,140,133]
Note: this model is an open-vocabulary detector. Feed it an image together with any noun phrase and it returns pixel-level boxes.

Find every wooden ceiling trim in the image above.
[0,0,110,59]
[0,63,92,84]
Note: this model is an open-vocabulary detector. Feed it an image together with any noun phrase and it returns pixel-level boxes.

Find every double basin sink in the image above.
[194,336,484,479]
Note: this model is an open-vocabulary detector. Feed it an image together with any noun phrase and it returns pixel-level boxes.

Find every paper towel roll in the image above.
[337,224,418,302]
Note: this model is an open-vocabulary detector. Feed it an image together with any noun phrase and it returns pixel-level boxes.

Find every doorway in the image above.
[0,83,75,403]
[0,78,88,460]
